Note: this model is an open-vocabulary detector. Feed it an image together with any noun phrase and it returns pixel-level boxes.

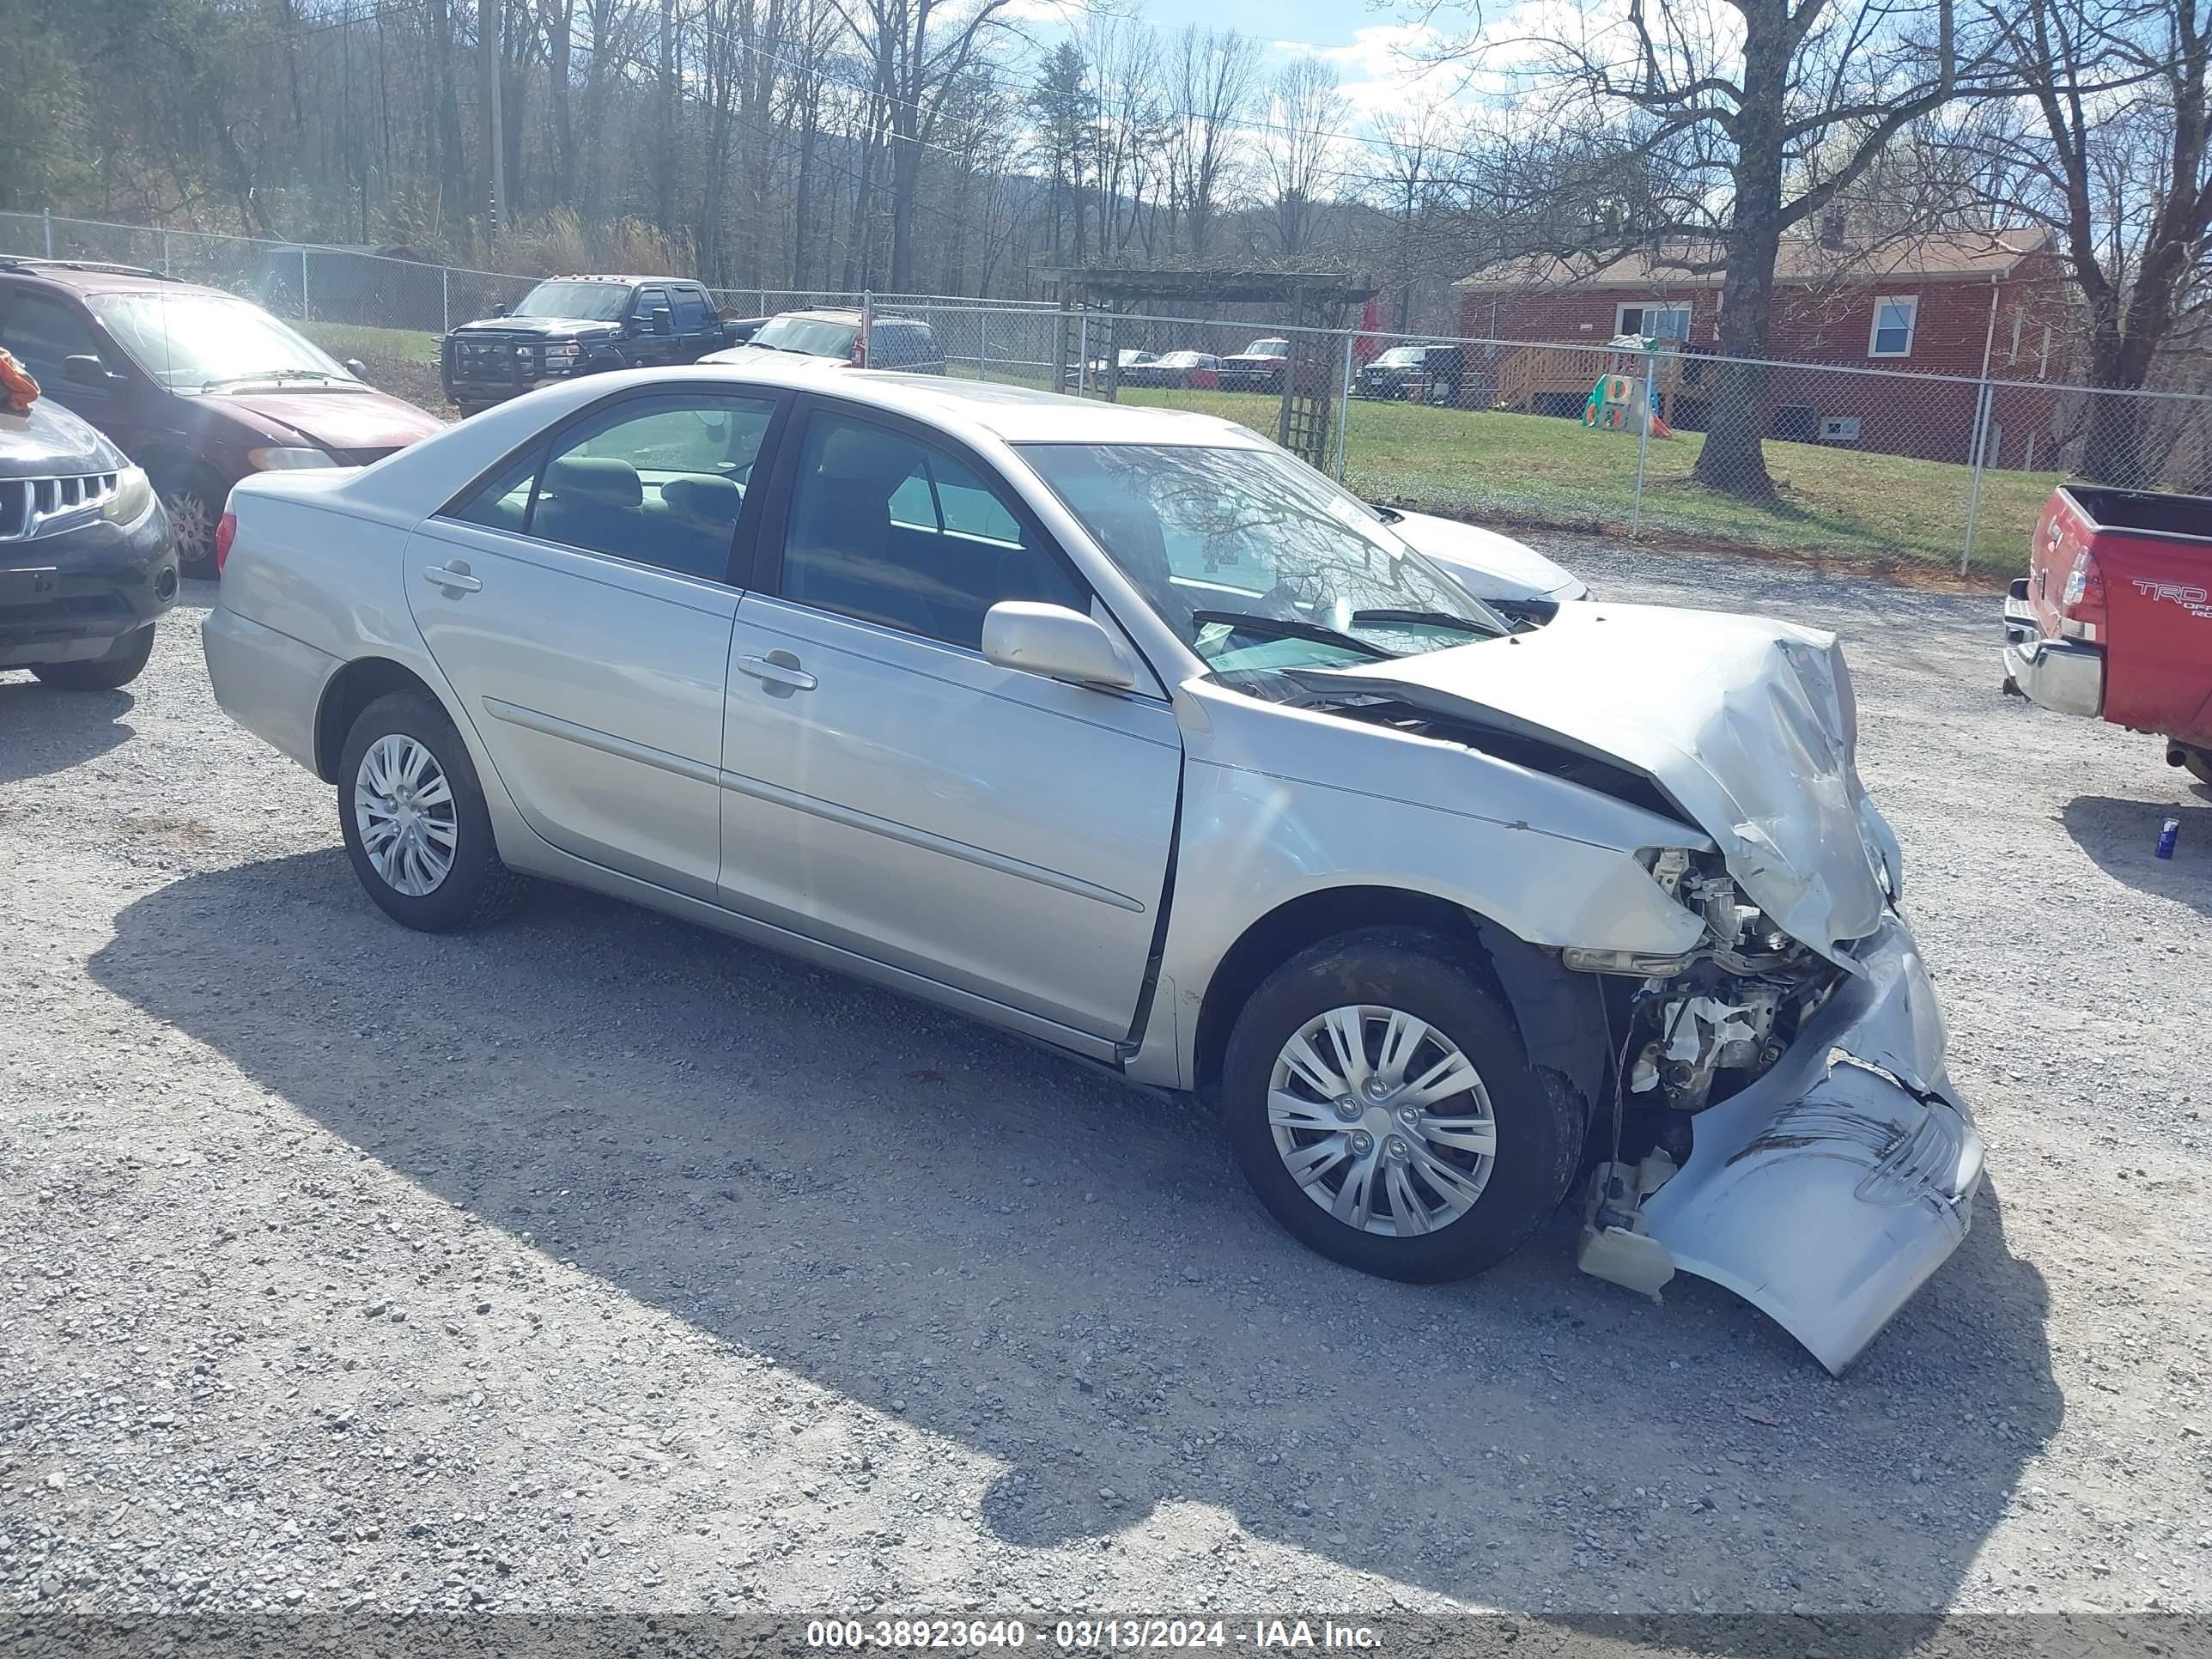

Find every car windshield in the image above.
[1245,341,1288,357]
[89,292,354,390]
[511,281,634,321]
[1018,442,1508,687]
[1160,352,1210,367]
[1375,347,1424,366]
[750,314,860,356]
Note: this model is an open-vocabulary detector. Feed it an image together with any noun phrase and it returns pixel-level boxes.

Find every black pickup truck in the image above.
[441,276,732,416]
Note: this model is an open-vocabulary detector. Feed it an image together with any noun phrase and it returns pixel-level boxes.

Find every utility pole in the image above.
[477,0,505,236]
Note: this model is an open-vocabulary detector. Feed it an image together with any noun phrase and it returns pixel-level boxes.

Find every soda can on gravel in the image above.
[2157,817,2181,859]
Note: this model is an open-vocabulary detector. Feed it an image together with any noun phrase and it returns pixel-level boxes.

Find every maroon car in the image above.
[0,259,444,574]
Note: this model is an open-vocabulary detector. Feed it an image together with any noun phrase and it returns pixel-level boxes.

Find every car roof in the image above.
[538,274,684,287]
[0,258,233,300]
[693,356,1264,444]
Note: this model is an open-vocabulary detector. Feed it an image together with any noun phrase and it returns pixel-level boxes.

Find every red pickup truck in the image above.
[2003,485,2212,786]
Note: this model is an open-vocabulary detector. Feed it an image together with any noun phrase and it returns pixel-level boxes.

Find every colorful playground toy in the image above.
[1582,334,1674,437]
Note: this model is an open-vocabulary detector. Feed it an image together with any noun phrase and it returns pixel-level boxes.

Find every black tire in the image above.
[31,623,156,690]
[1220,927,1585,1284]
[153,463,224,579]
[2181,744,2212,789]
[337,689,523,932]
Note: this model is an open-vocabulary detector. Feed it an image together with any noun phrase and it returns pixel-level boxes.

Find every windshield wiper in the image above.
[202,368,349,391]
[1350,606,1504,638]
[1189,609,1395,659]
[1367,503,1405,524]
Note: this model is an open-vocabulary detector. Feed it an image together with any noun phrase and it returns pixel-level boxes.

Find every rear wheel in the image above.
[1220,927,1584,1283]
[337,690,522,932]
[31,623,155,690]
[2181,744,2212,788]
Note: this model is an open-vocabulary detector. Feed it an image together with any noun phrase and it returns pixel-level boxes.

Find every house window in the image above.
[1617,302,1691,341]
[1868,295,1918,358]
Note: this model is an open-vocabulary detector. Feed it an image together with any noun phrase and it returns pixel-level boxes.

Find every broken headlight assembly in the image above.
[1573,848,1841,1113]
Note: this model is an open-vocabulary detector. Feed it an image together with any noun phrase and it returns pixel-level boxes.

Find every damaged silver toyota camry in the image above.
[203,361,1982,1374]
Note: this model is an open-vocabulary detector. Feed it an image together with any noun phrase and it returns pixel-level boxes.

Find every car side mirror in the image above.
[651,307,673,336]
[981,601,1136,690]
[491,301,508,317]
[342,357,369,381]
[62,355,124,390]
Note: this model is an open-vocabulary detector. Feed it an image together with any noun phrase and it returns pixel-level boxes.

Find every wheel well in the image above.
[314,658,440,781]
[1190,887,1488,1094]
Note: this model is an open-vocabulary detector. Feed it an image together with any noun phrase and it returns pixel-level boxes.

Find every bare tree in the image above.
[1958,0,2212,483]
[830,0,1012,291]
[1437,0,1984,499]
[1265,55,1346,257]
[1166,25,1261,262]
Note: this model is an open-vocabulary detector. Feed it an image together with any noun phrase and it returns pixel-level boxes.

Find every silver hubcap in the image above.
[1268,1005,1497,1237]
[167,489,211,560]
[354,734,458,896]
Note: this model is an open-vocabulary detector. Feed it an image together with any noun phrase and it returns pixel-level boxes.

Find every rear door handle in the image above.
[738,653,817,691]
[421,564,482,593]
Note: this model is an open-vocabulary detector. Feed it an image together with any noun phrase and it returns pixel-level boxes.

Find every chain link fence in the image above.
[6,210,2207,579]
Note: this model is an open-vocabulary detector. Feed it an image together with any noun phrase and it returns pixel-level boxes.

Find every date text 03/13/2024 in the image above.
[803,1620,1383,1650]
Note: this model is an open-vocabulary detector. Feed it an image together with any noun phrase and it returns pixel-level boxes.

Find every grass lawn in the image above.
[302,322,454,416]
[1122,388,2047,580]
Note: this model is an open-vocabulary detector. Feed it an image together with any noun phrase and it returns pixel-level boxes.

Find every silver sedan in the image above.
[203,356,1982,1375]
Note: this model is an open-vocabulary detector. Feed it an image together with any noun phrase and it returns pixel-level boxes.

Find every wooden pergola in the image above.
[1037,267,1378,468]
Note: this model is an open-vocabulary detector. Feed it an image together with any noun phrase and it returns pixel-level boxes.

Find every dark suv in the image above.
[1358,343,1476,405]
[706,308,945,373]
[0,259,445,574]
[2,385,176,689]
[442,276,732,415]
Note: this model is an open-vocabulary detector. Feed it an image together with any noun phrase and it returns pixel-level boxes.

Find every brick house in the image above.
[1452,228,2070,467]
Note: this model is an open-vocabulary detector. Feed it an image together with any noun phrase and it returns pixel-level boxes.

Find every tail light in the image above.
[2059,544,2106,641]
[213,509,237,574]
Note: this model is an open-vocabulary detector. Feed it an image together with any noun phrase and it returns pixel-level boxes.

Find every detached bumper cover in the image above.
[2002,580,2103,719]
[1621,915,1985,1375]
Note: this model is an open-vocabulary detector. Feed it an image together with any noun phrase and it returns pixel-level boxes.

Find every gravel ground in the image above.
[3,540,2209,1629]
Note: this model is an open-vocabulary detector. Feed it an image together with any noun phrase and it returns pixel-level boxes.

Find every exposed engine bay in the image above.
[1618,848,1841,1115]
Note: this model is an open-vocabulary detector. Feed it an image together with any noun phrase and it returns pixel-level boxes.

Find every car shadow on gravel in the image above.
[2062,794,2212,916]
[89,852,2061,1626]
[0,680,136,783]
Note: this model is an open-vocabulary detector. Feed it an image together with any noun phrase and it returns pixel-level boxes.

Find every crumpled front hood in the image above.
[1313,603,1896,967]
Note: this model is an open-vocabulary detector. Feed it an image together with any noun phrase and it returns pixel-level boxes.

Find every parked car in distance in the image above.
[706,308,945,374]
[720,315,773,346]
[442,275,731,417]
[204,355,1982,1377]
[1121,350,1222,390]
[0,258,444,574]
[1375,503,1590,618]
[1359,343,1476,407]
[1216,337,1291,393]
[2,380,175,688]
[2003,483,2212,786]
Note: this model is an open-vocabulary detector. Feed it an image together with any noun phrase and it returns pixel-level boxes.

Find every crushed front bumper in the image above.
[1583,915,1984,1375]
[2002,579,2103,719]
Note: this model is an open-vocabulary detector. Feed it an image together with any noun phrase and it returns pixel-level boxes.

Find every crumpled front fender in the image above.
[1634,914,1984,1376]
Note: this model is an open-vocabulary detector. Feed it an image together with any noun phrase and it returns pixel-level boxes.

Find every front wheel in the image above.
[1221,927,1584,1283]
[154,464,224,578]
[31,623,155,690]
[337,690,522,931]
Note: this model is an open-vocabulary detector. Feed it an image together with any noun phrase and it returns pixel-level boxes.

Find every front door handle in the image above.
[421,563,482,594]
[738,652,817,692]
